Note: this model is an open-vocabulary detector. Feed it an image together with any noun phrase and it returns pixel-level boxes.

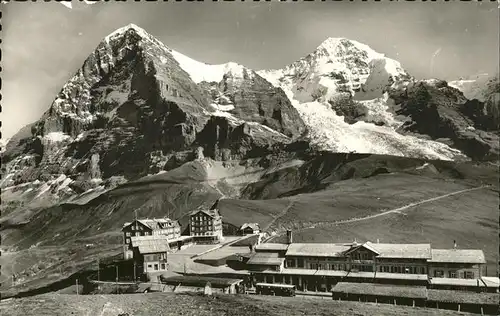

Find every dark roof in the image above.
[427,289,499,304]
[429,249,486,264]
[190,209,220,218]
[247,252,284,266]
[160,275,243,288]
[332,282,428,299]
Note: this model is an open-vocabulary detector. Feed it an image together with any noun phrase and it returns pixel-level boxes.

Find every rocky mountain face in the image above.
[2,24,498,215]
[1,24,306,207]
[450,74,500,131]
[388,79,499,161]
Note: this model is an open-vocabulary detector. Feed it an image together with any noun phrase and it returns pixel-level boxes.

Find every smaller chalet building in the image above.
[122,218,181,259]
[130,235,170,274]
[189,209,223,244]
[240,223,260,235]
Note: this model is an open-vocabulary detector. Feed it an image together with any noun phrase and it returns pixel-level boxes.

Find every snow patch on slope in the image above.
[44,132,71,143]
[295,101,462,160]
[448,73,490,101]
[170,50,252,84]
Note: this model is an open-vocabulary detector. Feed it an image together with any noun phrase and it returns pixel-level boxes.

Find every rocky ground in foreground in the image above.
[0,292,479,316]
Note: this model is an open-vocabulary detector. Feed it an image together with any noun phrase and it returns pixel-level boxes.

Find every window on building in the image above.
[464,271,475,279]
[147,264,152,268]
[125,238,130,244]
[297,258,304,268]
[126,232,131,237]
[161,263,166,270]
[448,271,457,278]
[154,264,159,271]
[434,270,444,278]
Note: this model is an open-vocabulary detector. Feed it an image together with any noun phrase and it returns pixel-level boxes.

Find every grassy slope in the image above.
[0,292,478,316]
[0,244,122,298]
[1,153,497,296]
[272,187,499,275]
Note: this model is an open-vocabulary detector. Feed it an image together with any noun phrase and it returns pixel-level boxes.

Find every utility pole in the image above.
[116,265,119,294]
[134,260,137,282]
[76,279,79,295]
[97,258,100,282]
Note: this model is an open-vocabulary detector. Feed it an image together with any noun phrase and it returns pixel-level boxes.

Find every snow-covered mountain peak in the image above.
[315,37,383,61]
[105,23,154,43]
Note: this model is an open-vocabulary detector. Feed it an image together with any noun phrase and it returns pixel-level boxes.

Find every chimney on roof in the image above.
[286,230,293,245]
[453,240,457,249]
[377,238,380,244]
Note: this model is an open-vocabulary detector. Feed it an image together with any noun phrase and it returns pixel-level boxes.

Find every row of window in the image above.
[434,270,475,279]
[350,253,373,260]
[287,259,428,274]
[125,231,151,238]
[191,220,214,225]
[379,265,426,274]
[191,226,213,232]
[192,232,215,236]
[147,263,167,271]
[144,253,167,261]
[125,231,180,238]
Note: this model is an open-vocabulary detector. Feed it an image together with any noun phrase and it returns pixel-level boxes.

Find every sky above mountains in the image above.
[1,1,498,139]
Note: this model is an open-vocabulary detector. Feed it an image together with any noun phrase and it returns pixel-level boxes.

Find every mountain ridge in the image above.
[3,23,498,210]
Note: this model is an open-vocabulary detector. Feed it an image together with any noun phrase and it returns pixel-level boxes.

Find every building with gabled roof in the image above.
[246,231,488,293]
[189,208,223,244]
[130,235,170,274]
[240,223,260,235]
[122,217,181,259]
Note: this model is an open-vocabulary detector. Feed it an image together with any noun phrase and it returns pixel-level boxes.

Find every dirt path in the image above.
[262,198,297,241]
[267,185,490,242]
